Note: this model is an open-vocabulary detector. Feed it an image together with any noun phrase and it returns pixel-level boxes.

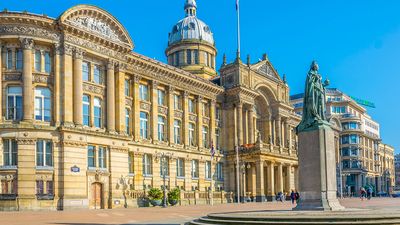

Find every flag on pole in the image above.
[236,0,239,11]
[210,139,215,159]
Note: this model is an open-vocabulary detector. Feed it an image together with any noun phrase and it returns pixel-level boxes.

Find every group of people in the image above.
[275,190,300,204]
[360,187,373,201]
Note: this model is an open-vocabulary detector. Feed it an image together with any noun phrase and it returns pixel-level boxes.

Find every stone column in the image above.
[288,125,293,153]
[115,65,125,133]
[237,102,243,146]
[17,138,36,209]
[0,41,3,121]
[184,158,192,191]
[183,91,189,146]
[276,117,282,147]
[284,120,289,148]
[197,96,203,149]
[73,48,84,126]
[277,163,283,193]
[106,60,115,132]
[248,108,255,144]
[267,162,275,200]
[210,100,216,147]
[61,44,74,125]
[54,44,61,126]
[133,75,141,141]
[20,38,34,122]
[255,160,265,202]
[167,86,175,145]
[272,120,276,145]
[133,153,144,190]
[286,164,293,192]
[151,81,158,142]
[251,164,256,198]
[244,109,248,144]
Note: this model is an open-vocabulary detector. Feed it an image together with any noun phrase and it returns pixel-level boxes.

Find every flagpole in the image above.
[236,0,241,59]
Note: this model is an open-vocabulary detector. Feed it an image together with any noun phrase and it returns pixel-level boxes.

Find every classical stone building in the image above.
[291,88,395,196]
[0,1,301,211]
[394,153,400,190]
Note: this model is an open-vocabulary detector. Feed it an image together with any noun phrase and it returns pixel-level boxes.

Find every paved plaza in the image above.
[0,198,399,225]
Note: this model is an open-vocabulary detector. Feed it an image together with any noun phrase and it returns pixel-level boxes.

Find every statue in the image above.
[297,61,330,133]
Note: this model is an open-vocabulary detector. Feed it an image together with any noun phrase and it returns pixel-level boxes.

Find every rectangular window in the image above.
[143,154,152,176]
[160,157,169,177]
[194,50,199,64]
[36,140,52,167]
[7,86,23,121]
[98,147,107,168]
[140,112,148,139]
[88,145,95,168]
[174,94,182,110]
[125,79,130,96]
[176,158,185,177]
[34,87,51,122]
[202,126,209,148]
[188,98,195,113]
[44,51,51,73]
[215,128,220,150]
[94,97,102,128]
[36,180,44,195]
[174,119,181,144]
[204,52,209,67]
[205,161,211,179]
[189,123,196,146]
[217,162,224,180]
[139,84,149,101]
[93,65,102,84]
[128,153,134,174]
[174,51,180,66]
[158,116,166,141]
[191,159,199,178]
[16,49,23,70]
[158,89,166,106]
[125,108,130,134]
[6,49,12,69]
[3,139,17,166]
[1,179,16,195]
[46,181,53,195]
[83,95,90,126]
[187,49,192,64]
[82,62,89,81]
[35,50,41,72]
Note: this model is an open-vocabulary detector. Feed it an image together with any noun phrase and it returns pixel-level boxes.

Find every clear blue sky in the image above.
[2,0,399,153]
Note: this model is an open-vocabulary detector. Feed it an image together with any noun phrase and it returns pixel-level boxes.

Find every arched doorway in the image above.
[91,182,103,209]
[254,86,275,143]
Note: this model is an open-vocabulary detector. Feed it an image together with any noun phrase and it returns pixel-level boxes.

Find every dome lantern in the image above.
[185,0,197,17]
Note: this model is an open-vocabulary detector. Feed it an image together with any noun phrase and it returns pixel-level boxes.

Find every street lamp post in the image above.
[240,162,250,203]
[156,152,173,208]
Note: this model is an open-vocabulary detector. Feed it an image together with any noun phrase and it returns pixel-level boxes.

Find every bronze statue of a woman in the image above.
[297,61,330,133]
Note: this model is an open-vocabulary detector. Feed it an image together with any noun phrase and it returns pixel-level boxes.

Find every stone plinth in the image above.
[294,124,344,211]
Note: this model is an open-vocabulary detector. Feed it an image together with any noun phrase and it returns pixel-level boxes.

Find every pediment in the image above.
[59,5,134,49]
[252,61,281,81]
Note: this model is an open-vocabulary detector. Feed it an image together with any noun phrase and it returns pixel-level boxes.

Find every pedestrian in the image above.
[367,187,372,200]
[290,190,296,204]
[295,190,300,204]
[360,187,366,201]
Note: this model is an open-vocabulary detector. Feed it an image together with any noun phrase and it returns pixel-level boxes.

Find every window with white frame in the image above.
[205,161,211,179]
[158,116,166,141]
[7,86,23,121]
[158,89,166,106]
[204,52,209,67]
[140,112,149,139]
[176,158,185,177]
[191,159,199,178]
[87,145,107,169]
[88,145,95,168]
[44,51,51,73]
[128,152,134,174]
[93,65,103,84]
[98,146,107,168]
[16,49,23,70]
[217,162,223,180]
[188,98,195,113]
[125,108,130,134]
[189,123,196,146]
[34,50,41,72]
[94,97,102,128]
[139,84,149,101]
[83,95,90,126]
[194,50,199,64]
[143,154,152,176]
[6,49,12,69]
[34,87,51,122]
[202,126,209,148]
[160,156,170,177]
[124,79,130,96]
[36,140,52,167]
[174,94,182,110]
[36,180,53,196]
[82,62,89,81]
[174,119,181,144]
[3,139,17,166]
[187,49,192,64]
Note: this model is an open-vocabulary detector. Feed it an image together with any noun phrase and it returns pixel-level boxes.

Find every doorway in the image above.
[91,182,103,209]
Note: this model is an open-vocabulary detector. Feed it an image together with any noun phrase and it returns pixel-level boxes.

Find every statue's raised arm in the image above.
[296,61,330,133]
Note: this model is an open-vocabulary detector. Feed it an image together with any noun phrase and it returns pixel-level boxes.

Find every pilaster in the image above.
[0,41,3,122]
[183,91,190,146]
[17,139,36,203]
[168,86,175,145]
[54,44,61,126]
[210,99,216,147]
[267,162,275,199]
[197,96,203,149]
[133,75,141,141]
[20,38,34,122]
[106,60,116,132]
[255,160,265,202]
[115,65,125,133]
[151,81,158,143]
[248,108,255,144]
[61,44,74,125]
[237,103,243,146]
[73,48,84,126]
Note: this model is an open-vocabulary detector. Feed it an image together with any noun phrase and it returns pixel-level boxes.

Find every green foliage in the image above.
[147,188,163,200]
[167,188,181,200]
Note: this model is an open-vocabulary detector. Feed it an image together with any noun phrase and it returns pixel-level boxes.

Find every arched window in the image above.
[94,97,102,128]
[34,87,51,122]
[6,86,22,121]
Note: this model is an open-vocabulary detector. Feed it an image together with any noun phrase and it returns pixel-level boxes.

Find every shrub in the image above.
[168,188,181,201]
[147,188,163,200]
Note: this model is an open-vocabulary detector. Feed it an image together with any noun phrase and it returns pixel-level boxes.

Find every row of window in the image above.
[82,61,103,84]
[140,154,223,180]
[168,50,215,69]
[2,139,52,167]
[342,122,360,130]
[342,160,362,169]
[331,106,346,114]
[5,48,51,73]
[341,134,359,145]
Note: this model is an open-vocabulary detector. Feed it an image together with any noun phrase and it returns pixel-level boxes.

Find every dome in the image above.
[168,16,214,46]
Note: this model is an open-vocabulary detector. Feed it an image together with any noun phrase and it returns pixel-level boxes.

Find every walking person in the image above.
[295,190,300,204]
[290,190,296,204]
[360,187,366,201]
[367,187,372,200]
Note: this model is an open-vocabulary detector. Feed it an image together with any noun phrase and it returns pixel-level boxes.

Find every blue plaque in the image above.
[71,165,80,173]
